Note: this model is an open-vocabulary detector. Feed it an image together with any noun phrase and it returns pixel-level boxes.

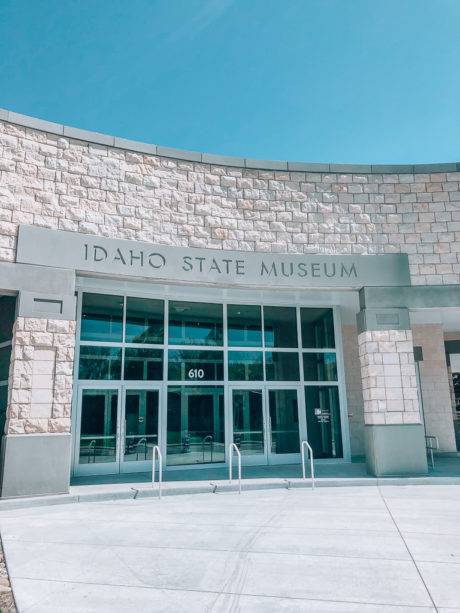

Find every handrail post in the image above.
[152,444,163,499]
[229,443,242,494]
[301,441,315,490]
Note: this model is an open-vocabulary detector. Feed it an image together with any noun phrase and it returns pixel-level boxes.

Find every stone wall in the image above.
[1,119,460,285]
[412,324,456,452]
[358,329,421,426]
[6,317,75,435]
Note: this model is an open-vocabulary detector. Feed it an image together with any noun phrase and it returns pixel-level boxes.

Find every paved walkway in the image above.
[1,484,460,611]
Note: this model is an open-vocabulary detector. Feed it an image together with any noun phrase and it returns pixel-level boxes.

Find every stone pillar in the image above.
[357,308,428,476]
[0,294,76,497]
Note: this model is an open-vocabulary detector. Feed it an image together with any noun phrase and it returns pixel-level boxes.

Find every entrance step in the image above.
[2,474,460,512]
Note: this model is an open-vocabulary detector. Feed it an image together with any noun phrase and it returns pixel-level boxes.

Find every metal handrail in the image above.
[152,445,163,499]
[202,435,214,462]
[301,441,315,489]
[425,435,439,469]
[229,443,242,494]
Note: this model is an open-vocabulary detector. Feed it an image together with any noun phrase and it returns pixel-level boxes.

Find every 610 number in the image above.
[188,368,204,379]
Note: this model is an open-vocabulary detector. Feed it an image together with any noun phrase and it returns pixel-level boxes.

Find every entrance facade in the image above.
[72,285,348,476]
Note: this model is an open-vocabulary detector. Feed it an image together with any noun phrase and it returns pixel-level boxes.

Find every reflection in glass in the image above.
[125,297,164,344]
[303,353,337,381]
[232,389,264,455]
[228,351,263,381]
[79,389,118,464]
[168,350,223,381]
[305,386,342,458]
[79,346,122,380]
[301,308,335,348]
[268,389,300,454]
[0,296,16,344]
[264,306,298,348]
[265,352,300,381]
[0,384,7,439]
[227,304,262,347]
[169,301,223,346]
[167,386,225,465]
[124,390,158,461]
[124,348,163,380]
[0,346,11,382]
[80,293,123,342]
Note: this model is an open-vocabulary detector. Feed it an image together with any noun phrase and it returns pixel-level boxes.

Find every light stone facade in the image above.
[0,110,459,494]
[1,119,460,285]
[6,317,75,435]
[358,329,421,426]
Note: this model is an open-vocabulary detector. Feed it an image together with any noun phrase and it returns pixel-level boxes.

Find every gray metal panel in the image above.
[8,111,64,135]
[63,126,115,146]
[413,163,457,173]
[365,424,428,476]
[357,307,410,333]
[360,285,460,309]
[0,108,9,121]
[16,225,411,289]
[330,164,372,173]
[18,291,76,321]
[201,153,246,167]
[245,159,288,171]
[371,164,414,174]
[114,137,157,155]
[287,162,330,172]
[156,146,202,162]
[1,434,71,497]
[0,262,75,295]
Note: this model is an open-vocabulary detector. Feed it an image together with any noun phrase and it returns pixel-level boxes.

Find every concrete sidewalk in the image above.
[1,484,460,611]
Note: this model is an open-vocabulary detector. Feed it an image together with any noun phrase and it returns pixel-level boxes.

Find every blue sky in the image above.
[0,0,459,163]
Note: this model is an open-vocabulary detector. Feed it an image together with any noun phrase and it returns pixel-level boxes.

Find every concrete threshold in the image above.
[1,474,460,511]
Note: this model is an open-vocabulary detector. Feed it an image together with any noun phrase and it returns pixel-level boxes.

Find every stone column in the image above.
[1,293,76,497]
[357,307,428,476]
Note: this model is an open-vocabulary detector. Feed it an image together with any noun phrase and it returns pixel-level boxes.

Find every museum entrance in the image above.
[74,384,160,476]
[230,386,301,465]
[72,288,348,477]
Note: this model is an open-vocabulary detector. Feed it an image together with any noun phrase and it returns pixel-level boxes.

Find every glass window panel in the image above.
[124,390,159,461]
[228,351,263,381]
[167,386,225,465]
[303,352,338,381]
[264,306,298,348]
[0,345,11,382]
[168,350,223,381]
[0,296,16,343]
[227,304,262,347]
[124,348,163,381]
[268,389,300,454]
[79,389,118,464]
[301,308,335,348]
[265,352,300,381]
[232,389,264,455]
[79,346,122,380]
[80,293,123,342]
[0,384,8,438]
[305,386,343,458]
[168,301,223,346]
[125,297,164,344]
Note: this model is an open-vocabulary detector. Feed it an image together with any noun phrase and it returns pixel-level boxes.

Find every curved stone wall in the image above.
[1,111,460,285]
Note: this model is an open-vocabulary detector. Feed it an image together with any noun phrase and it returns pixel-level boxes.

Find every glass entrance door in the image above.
[121,388,160,473]
[267,388,301,464]
[230,386,301,465]
[75,385,160,476]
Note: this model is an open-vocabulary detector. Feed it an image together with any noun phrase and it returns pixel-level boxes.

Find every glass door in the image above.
[75,386,121,476]
[266,387,301,465]
[231,388,266,464]
[120,387,160,473]
[75,385,161,476]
